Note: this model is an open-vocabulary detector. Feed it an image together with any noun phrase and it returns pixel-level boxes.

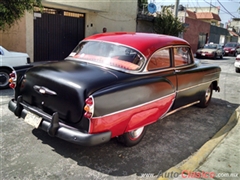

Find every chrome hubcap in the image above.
[129,127,144,139]
[205,87,211,102]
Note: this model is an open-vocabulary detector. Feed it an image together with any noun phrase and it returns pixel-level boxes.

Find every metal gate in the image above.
[34,8,85,62]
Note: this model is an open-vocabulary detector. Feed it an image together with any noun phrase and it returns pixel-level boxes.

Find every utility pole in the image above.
[174,0,180,17]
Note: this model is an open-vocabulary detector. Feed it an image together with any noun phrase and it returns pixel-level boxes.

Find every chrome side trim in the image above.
[177,78,219,93]
[161,100,200,119]
[159,98,175,119]
[204,72,220,76]
[91,92,176,119]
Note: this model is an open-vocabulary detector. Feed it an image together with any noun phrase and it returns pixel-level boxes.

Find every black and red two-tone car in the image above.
[8,32,221,147]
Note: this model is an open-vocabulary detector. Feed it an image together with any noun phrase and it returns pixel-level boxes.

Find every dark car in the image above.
[223,42,240,57]
[196,43,224,59]
[8,32,221,147]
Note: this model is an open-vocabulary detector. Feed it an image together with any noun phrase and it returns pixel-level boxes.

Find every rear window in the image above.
[68,41,145,71]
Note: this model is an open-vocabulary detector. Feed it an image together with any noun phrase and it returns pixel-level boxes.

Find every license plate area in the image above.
[24,111,42,128]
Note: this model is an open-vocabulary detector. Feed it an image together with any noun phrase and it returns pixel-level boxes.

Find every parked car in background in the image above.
[223,42,240,57]
[235,54,240,73]
[196,43,223,59]
[0,46,30,89]
[8,32,221,147]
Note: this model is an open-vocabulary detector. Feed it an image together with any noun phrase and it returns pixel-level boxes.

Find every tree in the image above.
[138,0,148,9]
[0,0,42,31]
[153,6,186,36]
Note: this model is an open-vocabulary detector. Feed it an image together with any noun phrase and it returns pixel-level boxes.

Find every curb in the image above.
[157,106,240,180]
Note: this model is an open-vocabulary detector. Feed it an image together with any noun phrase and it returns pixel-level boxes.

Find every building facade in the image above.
[0,0,138,62]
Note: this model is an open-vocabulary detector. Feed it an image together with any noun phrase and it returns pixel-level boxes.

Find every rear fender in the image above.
[124,93,175,132]
[90,78,176,137]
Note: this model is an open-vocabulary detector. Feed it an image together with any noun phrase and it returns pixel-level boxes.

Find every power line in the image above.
[216,0,236,18]
[203,0,236,18]
[196,0,205,12]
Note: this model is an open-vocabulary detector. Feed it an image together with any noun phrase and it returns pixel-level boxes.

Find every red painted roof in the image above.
[195,12,221,21]
[229,31,239,37]
[186,10,197,19]
[84,32,190,57]
[186,11,221,21]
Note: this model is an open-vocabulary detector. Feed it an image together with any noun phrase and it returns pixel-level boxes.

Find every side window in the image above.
[147,48,170,71]
[0,48,3,55]
[173,47,192,66]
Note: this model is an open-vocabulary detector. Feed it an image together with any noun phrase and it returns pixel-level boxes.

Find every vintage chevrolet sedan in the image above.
[8,32,221,147]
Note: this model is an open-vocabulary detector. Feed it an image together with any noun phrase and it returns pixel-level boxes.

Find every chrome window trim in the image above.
[67,40,147,73]
[172,46,194,67]
[146,48,171,71]
[143,45,195,74]
[66,42,196,75]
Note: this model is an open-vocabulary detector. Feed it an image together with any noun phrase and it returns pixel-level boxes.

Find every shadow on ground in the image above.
[31,98,239,177]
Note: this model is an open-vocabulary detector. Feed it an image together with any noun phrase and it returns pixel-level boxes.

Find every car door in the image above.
[146,47,177,117]
[171,46,203,110]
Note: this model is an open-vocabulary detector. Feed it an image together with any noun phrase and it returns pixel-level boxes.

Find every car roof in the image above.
[84,32,190,58]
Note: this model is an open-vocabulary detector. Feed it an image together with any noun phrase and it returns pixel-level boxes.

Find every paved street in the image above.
[1,56,239,180]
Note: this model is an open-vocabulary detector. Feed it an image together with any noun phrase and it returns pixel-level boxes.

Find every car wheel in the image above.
[0,69,11,89]
[236,67,240,73]
[197,84,213,108]
[213,53,217,59]
[234,52,238,57]
[117,126,147,147]
[220,54,223,59]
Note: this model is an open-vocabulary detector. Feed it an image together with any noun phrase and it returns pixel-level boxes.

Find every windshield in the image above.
[204,44,217,49]
[225,43,236,47]
[68,41,145,71]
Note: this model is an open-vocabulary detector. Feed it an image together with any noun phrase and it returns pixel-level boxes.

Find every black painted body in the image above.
[14,58,220,132]
[8,33,222,146]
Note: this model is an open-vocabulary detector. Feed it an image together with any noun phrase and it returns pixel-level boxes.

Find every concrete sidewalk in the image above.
[158,106,240,180]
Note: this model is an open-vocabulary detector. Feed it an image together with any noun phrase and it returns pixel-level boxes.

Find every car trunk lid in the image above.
[18,60,122,123]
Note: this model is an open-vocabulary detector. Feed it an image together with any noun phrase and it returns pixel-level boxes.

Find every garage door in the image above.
[34,8,85,62]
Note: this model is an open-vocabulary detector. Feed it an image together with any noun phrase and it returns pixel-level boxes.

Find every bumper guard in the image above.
[8,98,111,146]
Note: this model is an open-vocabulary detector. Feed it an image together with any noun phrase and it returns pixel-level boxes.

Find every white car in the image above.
[0,46,30,89]
[235,54,240,73]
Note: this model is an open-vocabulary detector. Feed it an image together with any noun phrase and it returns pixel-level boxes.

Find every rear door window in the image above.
[147,48,171,71]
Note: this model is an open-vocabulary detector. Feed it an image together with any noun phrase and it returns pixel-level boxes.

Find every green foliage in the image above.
[0,0,42,31]
[153,6,186,36]
[138,0,148,8]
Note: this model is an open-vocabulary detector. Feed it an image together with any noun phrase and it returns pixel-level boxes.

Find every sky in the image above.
[148,0,240,25]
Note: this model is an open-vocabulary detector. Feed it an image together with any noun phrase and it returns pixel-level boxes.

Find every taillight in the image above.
[84,96,94,118]
[9,71,17,89]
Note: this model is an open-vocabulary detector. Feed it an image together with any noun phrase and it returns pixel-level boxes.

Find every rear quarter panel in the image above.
[90,72,177,137]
